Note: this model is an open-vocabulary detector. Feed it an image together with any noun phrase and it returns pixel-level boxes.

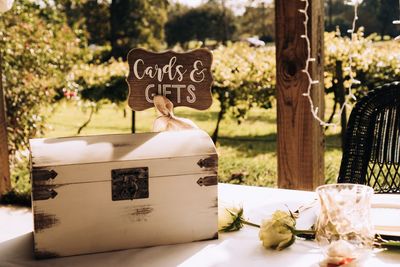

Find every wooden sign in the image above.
[126,48,213,111]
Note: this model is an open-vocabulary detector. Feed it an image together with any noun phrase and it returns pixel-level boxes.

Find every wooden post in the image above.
[0,54,10,194]
[275,0,324,190]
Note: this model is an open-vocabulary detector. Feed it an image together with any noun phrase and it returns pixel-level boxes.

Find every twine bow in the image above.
[152,95,198,132]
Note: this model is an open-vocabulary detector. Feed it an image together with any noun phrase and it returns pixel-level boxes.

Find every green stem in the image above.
[293,229,316,240]
[242,219,260,228]
[377,240,400,249]
[293,229,316,235]
[239,217,316,241]
[374,234,400,249]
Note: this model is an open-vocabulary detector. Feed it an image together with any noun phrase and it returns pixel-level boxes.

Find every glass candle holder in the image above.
[315,184,375,261]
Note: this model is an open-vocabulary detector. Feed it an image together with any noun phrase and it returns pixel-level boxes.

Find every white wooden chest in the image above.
[29,129,218,259]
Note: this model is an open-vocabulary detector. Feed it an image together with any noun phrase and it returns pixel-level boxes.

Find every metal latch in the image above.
[111,167,149,201]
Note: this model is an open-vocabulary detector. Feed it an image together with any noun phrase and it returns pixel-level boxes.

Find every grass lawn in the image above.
[9,99,342,199]
[28,101,341,180]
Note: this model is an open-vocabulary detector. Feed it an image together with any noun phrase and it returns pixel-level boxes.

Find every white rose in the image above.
[0,0,13,13]
[259,210,296,250]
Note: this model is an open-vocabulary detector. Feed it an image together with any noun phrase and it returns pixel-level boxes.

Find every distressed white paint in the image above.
[30,130,216,168]
[30,129,218,258]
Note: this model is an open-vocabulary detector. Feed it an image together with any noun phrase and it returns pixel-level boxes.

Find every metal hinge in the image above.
[197,155,218,169]
[32,186,58,201]
[197,176,217,186]
[31,168,59,201]
[32,169,58,182]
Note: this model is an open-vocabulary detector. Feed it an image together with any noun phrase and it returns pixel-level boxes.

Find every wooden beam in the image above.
[275,0,325,190]
[0,53,10,195]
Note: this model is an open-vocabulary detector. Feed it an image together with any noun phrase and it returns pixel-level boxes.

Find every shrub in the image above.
[211,42,276,142]
[1,0,86,154]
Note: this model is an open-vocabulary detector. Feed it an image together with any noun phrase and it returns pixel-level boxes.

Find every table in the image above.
[1,184,399,267]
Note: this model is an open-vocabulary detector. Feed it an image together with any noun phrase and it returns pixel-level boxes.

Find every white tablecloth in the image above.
[1,184,399,267]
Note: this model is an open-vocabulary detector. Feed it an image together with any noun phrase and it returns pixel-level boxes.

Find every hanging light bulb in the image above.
[344,0,363,6]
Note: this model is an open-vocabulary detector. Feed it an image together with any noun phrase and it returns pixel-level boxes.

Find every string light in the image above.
[300,0,360,127]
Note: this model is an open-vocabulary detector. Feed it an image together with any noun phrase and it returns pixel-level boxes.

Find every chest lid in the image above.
[30,129,216,168]
[30,130,218,187]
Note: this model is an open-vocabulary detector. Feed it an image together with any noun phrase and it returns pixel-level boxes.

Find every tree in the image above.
[57,0,169,133]
[324,0,348,31]
[376,0,398,38]
[237,2,275,42]
[57,0,110,45]
[165,3,236,47]
[59,0,169,56]
[81,0,110,45]
[324,0,398,37]
[110,0,168,59]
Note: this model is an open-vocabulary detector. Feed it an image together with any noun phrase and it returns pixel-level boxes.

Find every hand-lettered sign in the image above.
[126,48,213,111]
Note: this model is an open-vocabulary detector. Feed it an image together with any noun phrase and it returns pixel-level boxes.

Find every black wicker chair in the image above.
[338,82,400,193]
